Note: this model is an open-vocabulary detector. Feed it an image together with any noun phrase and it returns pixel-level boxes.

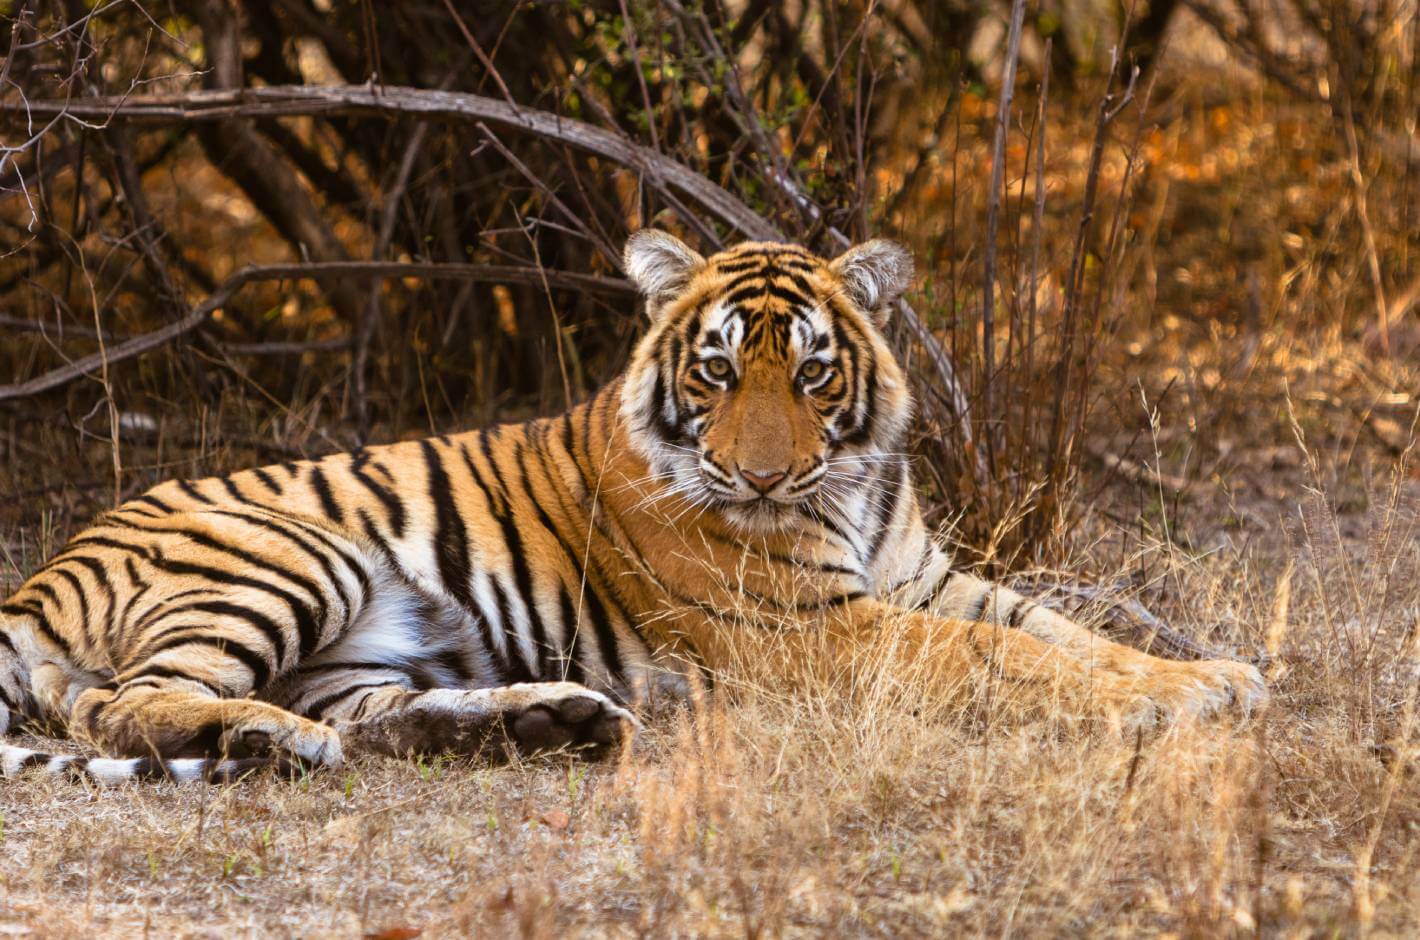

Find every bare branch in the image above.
[0,261,635,403]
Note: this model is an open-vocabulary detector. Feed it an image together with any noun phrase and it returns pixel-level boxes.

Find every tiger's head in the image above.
[619,230,915,531]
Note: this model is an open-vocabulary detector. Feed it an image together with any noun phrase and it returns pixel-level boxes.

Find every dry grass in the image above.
[2,445,1418,936]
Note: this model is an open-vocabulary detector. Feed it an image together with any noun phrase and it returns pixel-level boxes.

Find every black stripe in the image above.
[962,587,990,623]
[557,414,587,502]
[809,510,859,557]
[488,577,534,682]
[204,508,364,611]
[422,439,477,613]
[252,467,283,495]
[8,591,71,655]
[351,453,408,538]
[51,568,92,645]
[116,557,152,644]
[765,280,813,308]
[31,581,64,616]
[134,595,289,670]
[356,508,399,565]
[1005,599,1034,628]
[649,370,682,444]
[302,679,399,720]
[178,480,216,505]
[866,460,908,565]
[19,751,49,770]
[537,424,648,656]
[141,631,273,690]
[58,554,118,641]
[219,476,247,504]
[804,591,865,610]
[137,494,175,513]
[519,443,625,682]
[405,447,512,684]
[555,588,588,684]
[120,666,222,696]
[65,533,155,561]
[914,567,956,611]
[115,506,165,520]
[476,436,551,678]
[432,645,474,686]
[714,259,766,274]
[308,464,345,524]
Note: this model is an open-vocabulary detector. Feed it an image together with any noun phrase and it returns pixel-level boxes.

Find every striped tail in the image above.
[1,744,285,785]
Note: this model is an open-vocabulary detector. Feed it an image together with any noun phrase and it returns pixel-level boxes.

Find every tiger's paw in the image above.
[341,683,638,760]
[1181,658,1269,716]
[220,716,344,770]
[1095,659,1268,734]
[499,682,639,757]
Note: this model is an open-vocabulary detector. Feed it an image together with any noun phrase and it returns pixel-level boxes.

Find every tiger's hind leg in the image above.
[70,648,343,768]
[281,666,635,760]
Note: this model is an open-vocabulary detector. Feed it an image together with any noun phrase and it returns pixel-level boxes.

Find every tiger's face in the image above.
[620,232,915,531]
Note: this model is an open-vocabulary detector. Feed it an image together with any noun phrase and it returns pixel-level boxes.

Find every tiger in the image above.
[0,231,1267,785]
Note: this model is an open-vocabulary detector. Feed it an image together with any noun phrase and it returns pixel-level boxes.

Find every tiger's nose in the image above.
[739,467,787,493]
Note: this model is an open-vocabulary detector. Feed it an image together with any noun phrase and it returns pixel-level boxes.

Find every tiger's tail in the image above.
[0,743,282,785]
[0,613,281,786]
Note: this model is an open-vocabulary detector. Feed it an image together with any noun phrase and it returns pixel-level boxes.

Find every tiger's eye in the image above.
[798,360,826,383]
[704,357,733,380]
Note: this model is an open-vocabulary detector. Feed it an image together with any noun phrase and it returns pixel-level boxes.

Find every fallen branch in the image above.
[0,261,635,403]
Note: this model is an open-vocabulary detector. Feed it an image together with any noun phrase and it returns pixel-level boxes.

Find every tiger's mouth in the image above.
[695,462,825,508]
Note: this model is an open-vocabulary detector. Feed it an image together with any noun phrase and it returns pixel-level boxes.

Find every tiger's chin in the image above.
[716,495,810,534]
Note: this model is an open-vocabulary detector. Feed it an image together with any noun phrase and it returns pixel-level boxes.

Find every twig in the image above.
[355,122,428,440]
[0,261,635,403]
[475,123,621,271]
[980,0,1028,467]
[1043,17,1141,500]
[1338,76,1392,356]
[1020,40,1052,509]
[0,314,353,356]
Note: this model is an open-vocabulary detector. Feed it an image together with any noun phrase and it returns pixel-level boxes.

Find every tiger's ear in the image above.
[624,230,706,320]
[830,239,914,326]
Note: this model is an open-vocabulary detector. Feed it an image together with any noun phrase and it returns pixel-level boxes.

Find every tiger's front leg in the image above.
[826,599,1262,731]
[927,574,1268,719]
[280,667,637,760]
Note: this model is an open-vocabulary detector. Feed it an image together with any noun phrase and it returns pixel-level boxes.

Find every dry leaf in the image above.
[365,927,421,940]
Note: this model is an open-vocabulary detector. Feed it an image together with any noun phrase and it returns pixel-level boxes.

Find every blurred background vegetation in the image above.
[1,0,1415,575]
